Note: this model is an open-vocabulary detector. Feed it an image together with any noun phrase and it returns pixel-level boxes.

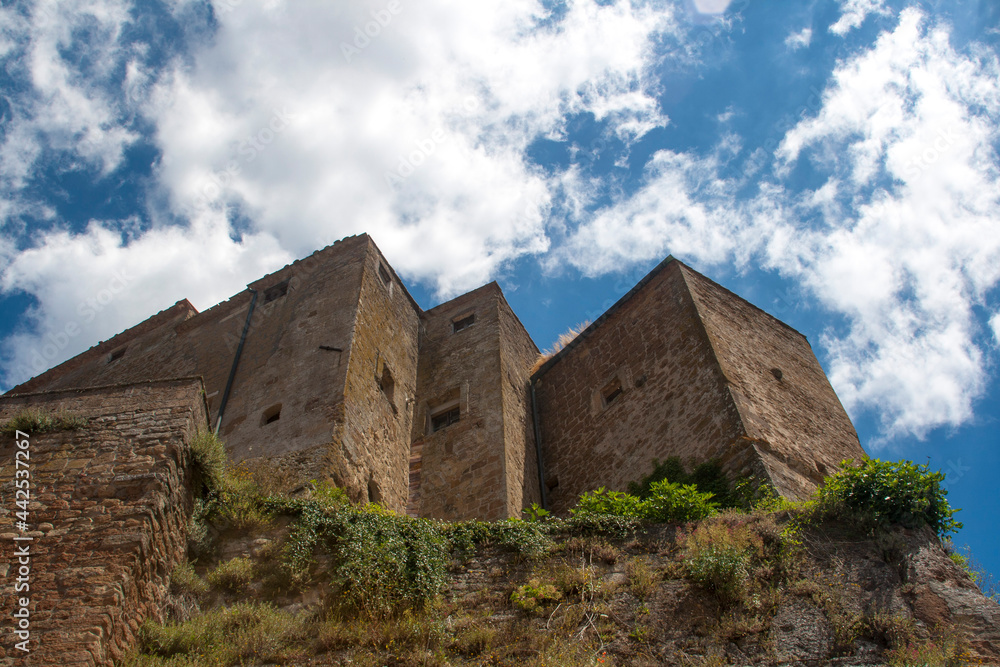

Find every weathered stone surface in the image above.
[0,379,206,666]
[533,258,866,513]
[7,235,864,521]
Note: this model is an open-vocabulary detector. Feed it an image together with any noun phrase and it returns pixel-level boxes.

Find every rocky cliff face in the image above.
[134,503,1000,666]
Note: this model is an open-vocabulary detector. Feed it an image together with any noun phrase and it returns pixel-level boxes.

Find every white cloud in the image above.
[785,27,812,50]
[1,0,681,388]
[561,8,1000,440]
[0,0,139,193]
[144,0,676,296]
[1,212,289,388]
[830,0,890,36]
[991,313,1000,347]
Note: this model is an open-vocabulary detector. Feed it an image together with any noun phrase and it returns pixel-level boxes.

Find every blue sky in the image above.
[1,0,998,579]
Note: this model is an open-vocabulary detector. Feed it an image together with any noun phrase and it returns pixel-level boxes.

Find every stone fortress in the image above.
[0,232,873,664]
[5,233,865,520]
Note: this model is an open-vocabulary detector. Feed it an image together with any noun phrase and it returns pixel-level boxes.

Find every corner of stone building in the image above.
[0,378,208,666]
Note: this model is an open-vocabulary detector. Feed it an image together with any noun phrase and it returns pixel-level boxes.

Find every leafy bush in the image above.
[573,487,646,519]
[571,482,717,523]
[816,458,962,538]
[0,408,86,435]
[629,457,735,507]
[644,479,719,522]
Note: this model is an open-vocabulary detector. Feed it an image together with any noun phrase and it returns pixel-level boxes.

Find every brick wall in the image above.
[0,378,207,666]
[680,265,865,499]
[534,260,746,514]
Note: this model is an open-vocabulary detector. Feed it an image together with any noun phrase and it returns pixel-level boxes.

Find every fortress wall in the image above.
[534,261,746,515]
[215,236,369,469]
[7,301,200,395]
[0,378,205,666]
[496,293,541,515]
[680,265,865,499]
[337,240,421,511]
[411,284,509,521]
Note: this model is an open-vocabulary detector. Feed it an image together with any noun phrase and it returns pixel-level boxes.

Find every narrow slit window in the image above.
[452,314,475,333]
[430,406,460,432]
[263,279,289,303]
[380,364,395,404]
[378,263,392,286]
[601,379,623,407]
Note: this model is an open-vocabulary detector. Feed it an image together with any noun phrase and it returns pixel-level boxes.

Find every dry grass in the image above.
[530,320,591,374]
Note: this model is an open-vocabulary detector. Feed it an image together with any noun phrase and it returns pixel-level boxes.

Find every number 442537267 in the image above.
[14,430,30,519]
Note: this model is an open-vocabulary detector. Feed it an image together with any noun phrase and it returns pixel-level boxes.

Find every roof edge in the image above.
[530,255,677,381]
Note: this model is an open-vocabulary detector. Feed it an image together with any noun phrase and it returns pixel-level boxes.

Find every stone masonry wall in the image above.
[411,284,510,521]
[337,240,421,511]
[534,260,747,515]
[0,378,207,666]
[497,293,542,515]
[680,265,865,499]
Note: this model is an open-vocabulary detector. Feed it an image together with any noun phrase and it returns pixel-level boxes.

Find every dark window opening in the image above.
[263,279,289,303]
[431,406,460,432]
[452,314,475,333]
[261,404,282,426]
[770,368,784,381]
[108,347,127,364]
[602,379,623,407]
[380,364,395,403]
[368,477,382,504]
[378,263,392,286]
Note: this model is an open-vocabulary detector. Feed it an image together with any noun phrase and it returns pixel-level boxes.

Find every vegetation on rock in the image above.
[122,451,991,666]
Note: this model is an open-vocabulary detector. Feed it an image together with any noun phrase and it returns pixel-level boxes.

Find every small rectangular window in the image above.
[264,279,289,303]
[601,379,623,407]
[452,314,475,333]
[378,263,392,286]
[108,347,127,364]
[430,406,460,432]
[261,404,282,425]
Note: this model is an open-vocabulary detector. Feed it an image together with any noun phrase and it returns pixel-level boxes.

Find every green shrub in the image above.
[189,430,226,495]
[644,479,718,522]
[571,482,717,523]
[0,408,86,435]
[206,557,255,593]
[169,561,209,598]
[680,521,764,604]
[629,457,735,507]
[816,458,962,538]
[511,579,562,613]
[573,487,645,519]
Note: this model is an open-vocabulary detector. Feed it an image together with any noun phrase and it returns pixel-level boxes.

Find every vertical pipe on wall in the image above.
[215,288,258,435]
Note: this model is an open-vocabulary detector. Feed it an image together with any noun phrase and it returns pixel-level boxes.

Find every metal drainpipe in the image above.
[215,288,258,435]
[530,377,548,511]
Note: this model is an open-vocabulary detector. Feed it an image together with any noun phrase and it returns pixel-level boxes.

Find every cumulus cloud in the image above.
[561,8,1000,440]
[0,0,680,388]
[991,313,1000,347]
[0,212,289,388]
[146,0,676,296]
[830,0,891,36]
